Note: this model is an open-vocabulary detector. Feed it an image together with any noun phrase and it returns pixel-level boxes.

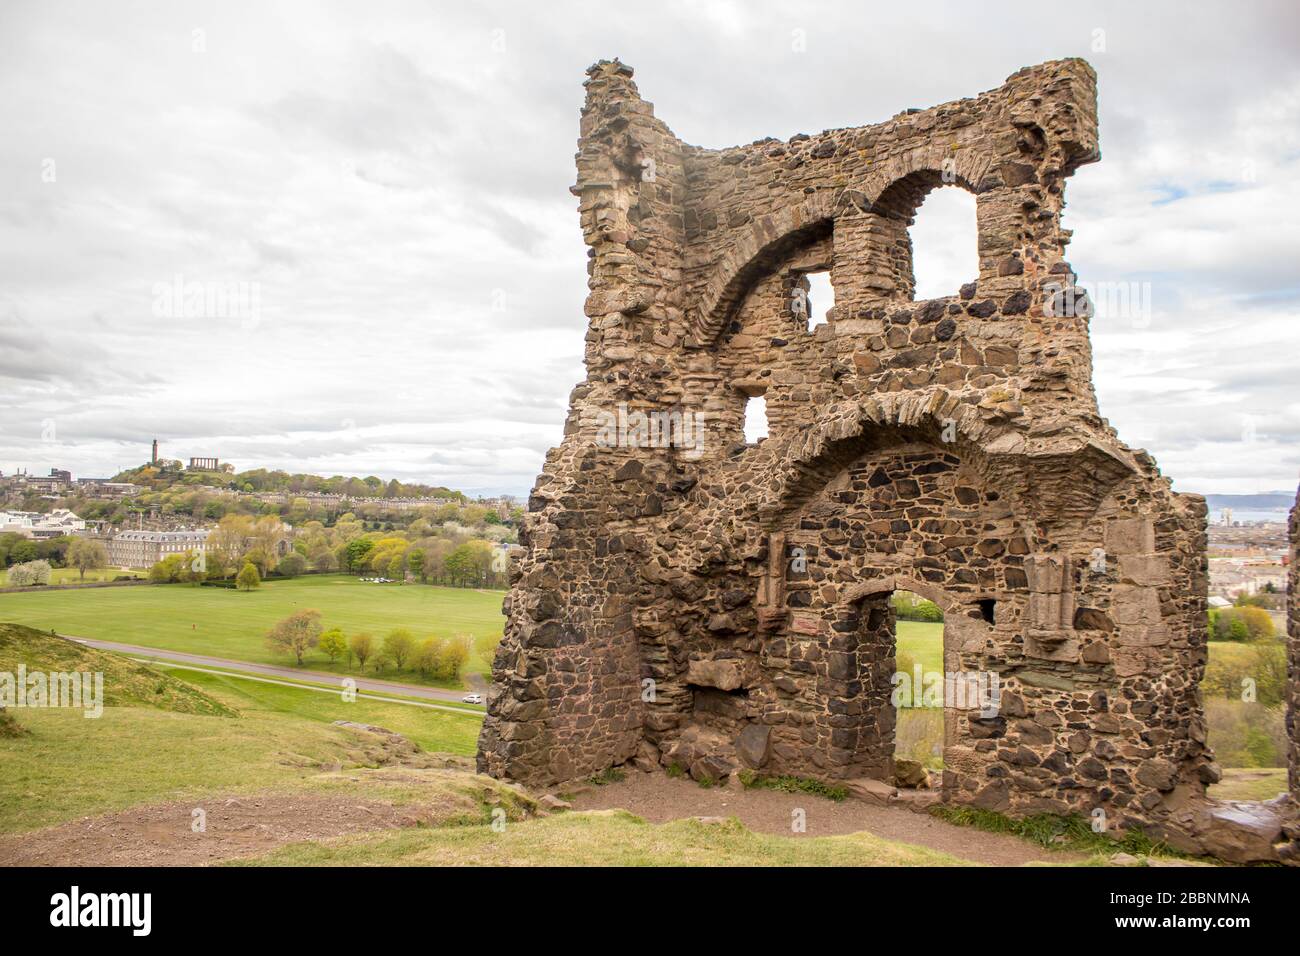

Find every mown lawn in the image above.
[161,666,482,755]
[0,574,504,686]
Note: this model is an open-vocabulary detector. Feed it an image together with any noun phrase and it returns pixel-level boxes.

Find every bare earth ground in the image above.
[1,769,1088,867]
[0,793,452,867]
[569,772,1081,866]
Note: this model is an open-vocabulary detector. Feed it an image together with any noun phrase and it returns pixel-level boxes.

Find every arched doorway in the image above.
[814,577,994,788]
[767,426,1023,790]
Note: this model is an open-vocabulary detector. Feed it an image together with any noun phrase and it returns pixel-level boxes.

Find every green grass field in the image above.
[0,574,504,687]
[895,624,1264,688]
[159,666,482,754]
[896,621,943,674]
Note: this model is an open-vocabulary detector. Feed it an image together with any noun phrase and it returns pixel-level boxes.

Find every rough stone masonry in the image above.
[478,58,1299,862]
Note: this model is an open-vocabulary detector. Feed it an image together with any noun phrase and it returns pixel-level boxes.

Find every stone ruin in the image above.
[478,58,1299,863]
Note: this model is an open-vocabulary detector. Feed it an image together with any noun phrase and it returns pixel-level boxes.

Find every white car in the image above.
[462,693,483,704]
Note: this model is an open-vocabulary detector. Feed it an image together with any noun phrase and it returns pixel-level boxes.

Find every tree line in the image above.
[263,609,471,682]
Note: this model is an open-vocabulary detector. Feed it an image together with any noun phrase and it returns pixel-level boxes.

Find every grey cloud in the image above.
[1,1,1298,497]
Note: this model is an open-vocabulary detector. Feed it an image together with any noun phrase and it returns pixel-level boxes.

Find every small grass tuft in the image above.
[929,805,1189,859]
[587,768,626,786]
[744,774,849,802]
[0,709,28,738]
[665,762,685,779]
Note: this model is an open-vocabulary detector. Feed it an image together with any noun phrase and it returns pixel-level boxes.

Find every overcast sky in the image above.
[1,0,1297,498]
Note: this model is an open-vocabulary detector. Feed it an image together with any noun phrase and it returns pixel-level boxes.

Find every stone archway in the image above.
[766,428,1022,791]
[837,575,994,789]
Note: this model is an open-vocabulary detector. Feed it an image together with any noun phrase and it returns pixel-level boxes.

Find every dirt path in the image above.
[570,773,1082,866]
[0,793,447,867]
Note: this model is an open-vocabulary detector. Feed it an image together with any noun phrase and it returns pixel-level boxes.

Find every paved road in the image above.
[64,635,485,707]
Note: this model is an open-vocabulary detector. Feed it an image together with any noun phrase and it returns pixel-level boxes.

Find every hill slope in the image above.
[0,622,236,717]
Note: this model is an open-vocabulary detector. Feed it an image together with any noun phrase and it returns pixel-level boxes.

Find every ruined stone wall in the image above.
[478,58,1295,854]
[1287,488,1300,855]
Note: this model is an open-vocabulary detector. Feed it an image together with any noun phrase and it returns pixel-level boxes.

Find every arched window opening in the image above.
[804,271,834,330]
[910,185,978,300]
[743,394,768,444]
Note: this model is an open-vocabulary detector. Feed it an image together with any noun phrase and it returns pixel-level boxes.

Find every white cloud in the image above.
[0,0,1296,497]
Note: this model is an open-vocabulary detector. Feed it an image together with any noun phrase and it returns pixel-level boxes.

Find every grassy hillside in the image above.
[0,623,234,717]
[0,574,504,684]
[0,678,482,835]
[231,809,974,867]
[162,666,481,754]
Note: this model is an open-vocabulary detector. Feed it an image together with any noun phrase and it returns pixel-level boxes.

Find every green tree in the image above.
[348,632,374,671]
[444,544,472,586]
[264,609,323,665]
[407,548,425,582]
[67,537,108,581]
[318,628,347,664]
[413,637,444,677]
[344,538,375,573]
[1237,606,1274,641]
[276,552,307,578]
[236,562,261,591]
[438,635,471,682]
[383,628,416,670]
[8,540,38,566]
[149,554,187,583]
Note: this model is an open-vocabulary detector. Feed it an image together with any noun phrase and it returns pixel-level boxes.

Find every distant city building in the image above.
[74,478,140,497]
[0,508,86,539]
[19,474,71,494]
[109,529,209,569]
[1219,507,1233,526]
[189,457,220,471]
[49,468,72,482]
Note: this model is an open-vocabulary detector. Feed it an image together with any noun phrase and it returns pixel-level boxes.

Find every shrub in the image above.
[1205,698,1286,768]
[1208,606,1274,642]
[7,560,52,587]
[382,629,416,670]
[318,628,347,663]
[264,609,323,666]
[1203,643,1286,705]
[893,590,943,623]
[235,562,260,591]
[349,632,374,671]
[276,552,307,578]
